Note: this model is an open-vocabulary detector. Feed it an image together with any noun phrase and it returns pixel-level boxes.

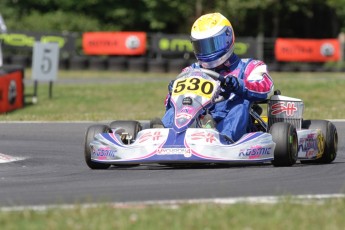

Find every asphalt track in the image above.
[0,121,344,207]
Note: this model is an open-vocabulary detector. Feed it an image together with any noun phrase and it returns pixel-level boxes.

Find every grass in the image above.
[1,70,344,121]
[1,198,345,230]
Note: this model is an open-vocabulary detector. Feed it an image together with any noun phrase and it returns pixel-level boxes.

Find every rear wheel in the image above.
[301,120,338,164]
[84,124,111,170]
[269,122,298,167]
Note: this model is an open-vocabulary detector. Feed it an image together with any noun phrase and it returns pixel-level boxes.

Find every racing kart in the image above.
[84,69,338,169]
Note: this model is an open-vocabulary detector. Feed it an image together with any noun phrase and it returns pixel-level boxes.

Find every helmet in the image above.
[191,13,235,69]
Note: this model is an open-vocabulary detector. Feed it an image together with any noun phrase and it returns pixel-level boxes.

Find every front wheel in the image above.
[109,120,142,144]
[84,124,111,170]
[269,122,298,167]
[109,120,142,167]
[301,120,338,164]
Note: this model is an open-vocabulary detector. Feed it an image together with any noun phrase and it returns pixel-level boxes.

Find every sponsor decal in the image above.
[157,148,192,158]
[92,147,116,158]
[180,106,191,113]
[320,43,334,57]
[239,146,272,159]
[138,131,163,143]
[306,149,317,159]
[182,97,193,106]
[176,113,192,120]
[298,134,320,158]
[125,35,141,49]
[8,80,16,105]
[271,102,297,117]
[191,132,216,143]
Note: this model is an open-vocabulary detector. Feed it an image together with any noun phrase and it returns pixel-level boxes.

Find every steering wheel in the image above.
[175,68,226,103]
[176,68,221,81]
[199,68,221,80]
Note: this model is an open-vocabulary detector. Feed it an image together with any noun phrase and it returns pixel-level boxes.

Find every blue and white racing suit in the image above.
[162,53,274,142]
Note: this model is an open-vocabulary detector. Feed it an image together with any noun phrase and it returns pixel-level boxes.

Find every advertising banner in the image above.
[0,68,24,113]
[82,32,147,55]
[0,31,76,55]
[275,38,340,62]
[0,40,2,67]
[150,34,257,58]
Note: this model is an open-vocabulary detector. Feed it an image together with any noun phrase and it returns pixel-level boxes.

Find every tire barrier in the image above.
[1,55,343,73]
[88,57,107,70]
[127,57,147,72]
[107,57,128,71]
[147,59,167,73]
[10,55,31,68]
[167,59,188,73]
[68,56,89,70]
[59,57,69,70]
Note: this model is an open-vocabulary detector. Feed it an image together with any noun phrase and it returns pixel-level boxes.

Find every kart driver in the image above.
[161,12,274,142]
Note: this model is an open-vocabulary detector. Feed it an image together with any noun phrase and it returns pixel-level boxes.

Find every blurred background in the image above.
[1,0,345,72]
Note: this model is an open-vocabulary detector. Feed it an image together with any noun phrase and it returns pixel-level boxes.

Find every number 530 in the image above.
[173,77,214,95]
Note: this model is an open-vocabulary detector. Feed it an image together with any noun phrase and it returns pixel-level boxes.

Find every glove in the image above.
[165,80,175,110]
[218,75,241,98]
[168,80,175,94]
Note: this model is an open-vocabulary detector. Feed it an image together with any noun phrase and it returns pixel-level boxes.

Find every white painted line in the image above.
[1,193,344,212]
[0,153,25,164]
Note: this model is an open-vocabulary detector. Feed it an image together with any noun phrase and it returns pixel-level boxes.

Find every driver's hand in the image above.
[168,80,175,94]
[218,75,241,98]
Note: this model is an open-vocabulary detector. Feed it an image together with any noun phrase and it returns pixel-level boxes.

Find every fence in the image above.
[1,31,344,72]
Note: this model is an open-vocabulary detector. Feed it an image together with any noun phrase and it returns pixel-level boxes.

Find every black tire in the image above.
[301,120,338,164]
[84,124,111,170]
[109,120,142,143]
[150,117,164,128]
[269,122,298,167]
[109,120,142,167]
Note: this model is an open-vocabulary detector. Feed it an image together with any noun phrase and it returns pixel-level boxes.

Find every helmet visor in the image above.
[191,27,233,56]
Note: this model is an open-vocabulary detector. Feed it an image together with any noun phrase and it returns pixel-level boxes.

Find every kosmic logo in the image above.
[239,147,272,159]
[8,80,17,105]
[92,148,116,158]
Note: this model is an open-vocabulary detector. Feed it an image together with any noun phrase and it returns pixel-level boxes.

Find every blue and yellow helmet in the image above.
[191,13,235,69]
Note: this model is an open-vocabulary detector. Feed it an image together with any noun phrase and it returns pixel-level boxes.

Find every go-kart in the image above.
[84,69,338,169]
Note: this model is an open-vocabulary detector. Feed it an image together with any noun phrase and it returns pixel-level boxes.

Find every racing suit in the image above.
[162,53,274,142]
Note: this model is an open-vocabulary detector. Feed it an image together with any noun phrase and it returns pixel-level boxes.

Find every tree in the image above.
[0,0,344,37]
[215,0,342,38]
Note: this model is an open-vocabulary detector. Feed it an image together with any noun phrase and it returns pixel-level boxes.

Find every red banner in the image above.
[0,69,24,113]
[82,32,147,55]
[275,38,340,62]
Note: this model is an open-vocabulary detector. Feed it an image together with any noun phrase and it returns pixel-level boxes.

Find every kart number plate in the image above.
[172,77,216,99]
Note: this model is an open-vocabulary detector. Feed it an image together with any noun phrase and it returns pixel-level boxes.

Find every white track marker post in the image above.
[0,39,2,68]
[32,42,59,103]
[0,14,6,68]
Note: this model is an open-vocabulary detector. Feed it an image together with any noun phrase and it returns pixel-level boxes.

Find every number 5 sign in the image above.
[32,42,59,81]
